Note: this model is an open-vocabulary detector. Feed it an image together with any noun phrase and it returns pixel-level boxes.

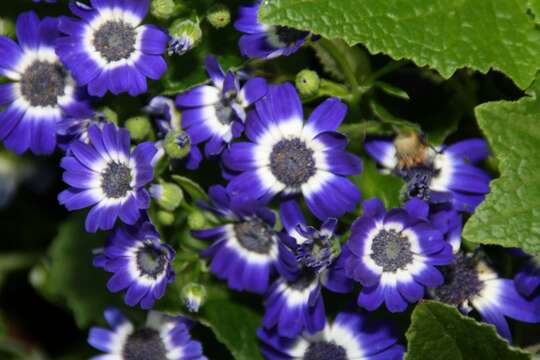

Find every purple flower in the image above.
[56,110,109,151]
[192,185,280,294]
[0,11,92,155]
[431,253,540,341]
[176,55,267,156]
[365,136,491,212]
[258,310,404,360]
[88,307,206,359]
[345,198,454,313]
[235,1,309,59]
[514,253,540,298]
[261,200,352,338]
[94,219,175,309]
[58,123,156,232]
[223,83,362,221]
[56,0,169,96]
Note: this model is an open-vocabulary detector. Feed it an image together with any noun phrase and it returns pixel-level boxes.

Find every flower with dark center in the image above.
[56,110,109,150]
[58,123,156,233]
[94,219,175,309]
[176,55,267,156]
[344,197,454,313]
[365,137,491,212]
[223,83,362,221]
[258,311,404,360]
[88,307,206,360]
[56,0,170,96]
[235,1,310,59]
[0,11,91,155]
[192,185,280,294]
[429,252,540,341]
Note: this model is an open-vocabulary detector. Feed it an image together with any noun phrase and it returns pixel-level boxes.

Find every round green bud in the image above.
[150,0,176,19]
[181,282,207,312]
[168,19,202,55]
[206,4,231,29]
[295,69,320,97]
[164,130,191,159]
[125,116,152,141]
[150,183,184,211]
[99,107,119,125]
[156,210,175,226]
[0,18,15,37]
[187,210,207,230]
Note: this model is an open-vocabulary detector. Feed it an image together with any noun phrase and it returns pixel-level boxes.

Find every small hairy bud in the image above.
[206,3,231,29]
[295,69,320,97]
[168,19,202,56]
[0,18,15,37]
[150,183,184,211]
[163,130,192,159]
[187,210,207,230]
[181,283,207,312]
[150,0,177,19]
[156,210,175,226]
[125,116,151,141]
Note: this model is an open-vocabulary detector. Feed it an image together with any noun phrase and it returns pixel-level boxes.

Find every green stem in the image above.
[366,60,407,84]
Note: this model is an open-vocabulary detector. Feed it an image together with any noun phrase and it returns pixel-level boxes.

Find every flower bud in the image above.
[99,106,119,125]
[156,210,175,226]
[187,210,207,230]
[150,182,184,211]
[150,0,177,20]
[181,283,207,312]
[206,3,231,29]
[168,19,202,56]
[295,69,320,97]
[163,130,192,159]
[125,116,152,141]
[0,18,15,37]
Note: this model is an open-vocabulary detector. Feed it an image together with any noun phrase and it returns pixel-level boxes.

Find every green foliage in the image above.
[405,301,530,360]
[464,81,540,255]
[259,0,540,89]
[352,159,403,210]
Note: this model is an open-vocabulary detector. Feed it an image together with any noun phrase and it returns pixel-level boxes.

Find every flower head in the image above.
[88,307,206,360]
[431,253,540,341]
[234,1,309,59]
[258,311,404,360]
[365,135,491,212]
[58,123,156,232]
[176,55,267,156]
[0,11,91,155]
[345,198,454,312]
[223,83,362,221]
[94,219,175,309]
[192,185,280,294]
[56,0,169,96]
[56,110,109,150]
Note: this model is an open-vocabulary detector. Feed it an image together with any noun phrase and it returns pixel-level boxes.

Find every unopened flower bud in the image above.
[150,0,176,19]
[156,210,175,226]
[99,107,118,125]
[296,69,320,97]
[181,283,207,312]
[125,116,151,141]
[168,19,202,56]
[206,4,231,29]
[187,210,207,230]
[164,130,192,159]
[150,182,184,211]
[0,18,15,37]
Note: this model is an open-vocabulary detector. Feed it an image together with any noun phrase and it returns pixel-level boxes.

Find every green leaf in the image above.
[171,175,208,201]
[405,301,530,360]
[259,0,540,89]
[352,159,403,209]
[32,214,122,328]
[463,82,540,255]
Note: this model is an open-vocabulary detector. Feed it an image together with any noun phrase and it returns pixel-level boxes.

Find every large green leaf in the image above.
[463,82,540,255]
[406,301,530,360]
[259,0,540,89]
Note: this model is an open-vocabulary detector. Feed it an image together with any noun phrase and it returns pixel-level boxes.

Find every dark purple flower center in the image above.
[135,243,168,278]
[20,61,66,107]
[303,341,347,360]
[270,138,316,188]
[274,26,308,46]
[370,229,413,272]
[93,21,136,62]
[122,327,167,360]
[101,162,132,198]
[296,233,333,272]
[288,270,317,291]
[234,217,275,254]
[431,254,483,306]
[398,165,439,201]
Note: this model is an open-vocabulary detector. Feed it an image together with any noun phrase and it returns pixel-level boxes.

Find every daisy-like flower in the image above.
[365,134,491,212]
[88,307,206,360]
[94,219,175,309]
[429,204,462,254]
[145,96,202,170]
[176,55,267,156]
[56,0,169,96]
[192,185,280,294]
[223,83,362,221]
[345,197,454,313]
[514,252,540,298]
[0,11,92,155]
[262,200,352,338]
[56,110,109,150]
[258,310,404,360]
[235,1,310,59]
[430,253,540,341]
[58,123,156,232]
